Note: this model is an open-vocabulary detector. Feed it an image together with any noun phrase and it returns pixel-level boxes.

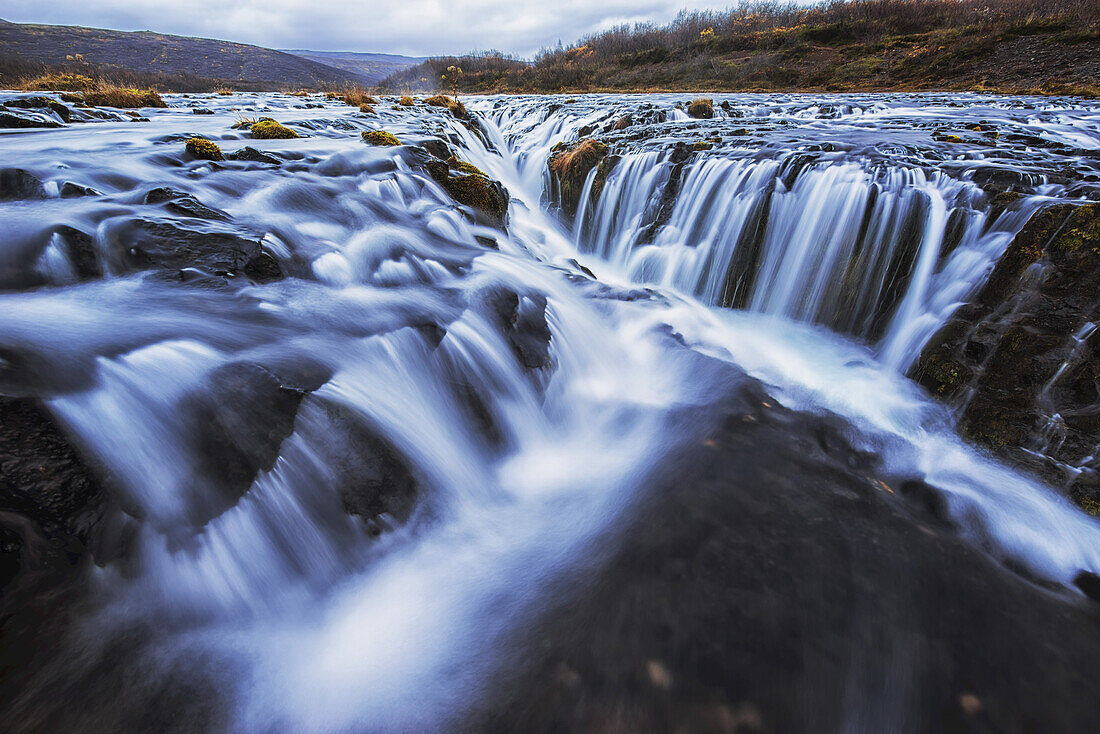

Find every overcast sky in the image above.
[1,1,746,58]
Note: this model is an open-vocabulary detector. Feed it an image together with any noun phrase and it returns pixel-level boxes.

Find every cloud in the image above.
[1,0,731,57]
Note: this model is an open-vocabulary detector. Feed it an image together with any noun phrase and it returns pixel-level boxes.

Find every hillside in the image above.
[0,19,363,88]
[282,50,425,84]
[380,0,1099,95]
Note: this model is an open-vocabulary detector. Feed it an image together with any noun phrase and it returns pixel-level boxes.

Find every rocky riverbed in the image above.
[0,89,1098,733]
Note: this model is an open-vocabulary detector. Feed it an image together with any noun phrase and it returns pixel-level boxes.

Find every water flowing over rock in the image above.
[1,89,1099,733]
[913,203,1100,513]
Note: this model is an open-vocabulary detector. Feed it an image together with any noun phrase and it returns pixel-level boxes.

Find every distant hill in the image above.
[0,19,364,88]
[282,50,426,84]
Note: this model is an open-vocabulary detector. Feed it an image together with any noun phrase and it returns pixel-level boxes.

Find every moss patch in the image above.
[185,137,224,161]
[362,130,401,146]
[251,120,299,139]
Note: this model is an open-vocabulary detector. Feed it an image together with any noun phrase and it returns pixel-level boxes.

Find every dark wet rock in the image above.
[0,169,47,201]
[50,226,102,281]
[484,287,553,370]
[314,399,421,534]
[417,138,451,161]
[144,187,231,221]
[470,389,1100,733]
[912,204,1100,512]
[191,108,215,115]
[1075,570,1100,603]
[0,111,62,129]
[179,362,311,527]
[425,156,509,230]
[59,182,101,198]
[0,396,106,596]
[3,96,71,123]
[547,138,609,220]
[228,146,280,165]
[109,218,283,283]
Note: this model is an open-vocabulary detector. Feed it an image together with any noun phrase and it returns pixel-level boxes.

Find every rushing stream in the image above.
[1,91,1099,731]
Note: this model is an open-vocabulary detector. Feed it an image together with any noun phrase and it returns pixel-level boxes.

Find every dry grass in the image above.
[398,95,415,106]
[424,94,468,117]
[342,87,378,106]
[83,85,167,108]
[215,87,234,96]
[20,73,96,92]
[379,0,1098,94]
[687,98,714,119]
[549,139,608,180]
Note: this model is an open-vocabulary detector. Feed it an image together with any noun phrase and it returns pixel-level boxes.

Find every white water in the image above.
[2,90,1099,730]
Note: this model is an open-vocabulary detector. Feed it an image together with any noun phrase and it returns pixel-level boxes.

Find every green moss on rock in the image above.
[185,137,224,161]
[250,120,299,139]
[362,130,401,146]
[426,156,508,229]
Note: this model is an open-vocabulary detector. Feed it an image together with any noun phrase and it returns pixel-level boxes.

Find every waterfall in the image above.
[2,89,1099,732]
[567,148,1045,368]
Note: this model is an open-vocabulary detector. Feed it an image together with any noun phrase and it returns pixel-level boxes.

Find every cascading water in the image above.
[1,90,1099,732]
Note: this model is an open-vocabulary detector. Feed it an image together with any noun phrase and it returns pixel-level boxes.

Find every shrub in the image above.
[398,96,415,106]
[185,137,224,161]
[359,103,375,114]
[83,86,167,108]
[251,119,300,139]
[687,98,714,118]
[342,88,377,106]
[362,130,401,146]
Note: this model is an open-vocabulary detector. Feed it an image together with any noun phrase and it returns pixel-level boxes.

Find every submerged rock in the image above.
[912,203,1100,512]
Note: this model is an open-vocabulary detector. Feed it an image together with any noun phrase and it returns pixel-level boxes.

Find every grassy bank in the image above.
[378,0,1099,96]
